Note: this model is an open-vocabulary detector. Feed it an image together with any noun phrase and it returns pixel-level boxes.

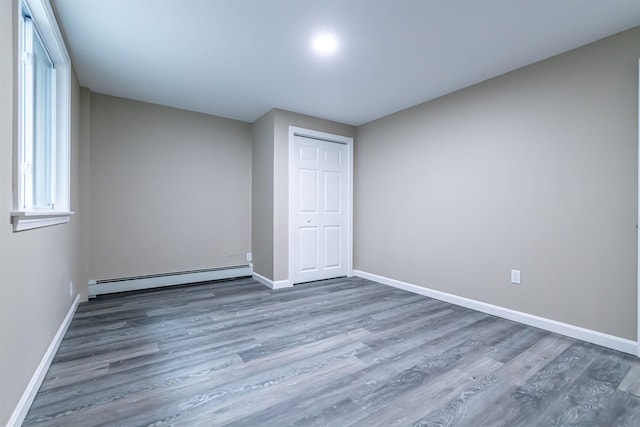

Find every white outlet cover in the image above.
[511,270,521,284]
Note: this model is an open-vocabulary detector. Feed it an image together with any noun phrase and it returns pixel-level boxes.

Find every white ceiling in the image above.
[52,0,640,126]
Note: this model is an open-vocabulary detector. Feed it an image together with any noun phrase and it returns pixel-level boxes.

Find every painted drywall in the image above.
[271,109,355,281]
[251,110,275,279]
[355,26,639,340]
[0,0,82,423]
[77,87,91,300]
[88,94,252,280]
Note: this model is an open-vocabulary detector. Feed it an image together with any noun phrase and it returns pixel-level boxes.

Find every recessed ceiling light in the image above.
[312,34,338,55]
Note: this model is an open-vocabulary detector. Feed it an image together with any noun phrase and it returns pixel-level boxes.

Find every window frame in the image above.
[12,0,73,231]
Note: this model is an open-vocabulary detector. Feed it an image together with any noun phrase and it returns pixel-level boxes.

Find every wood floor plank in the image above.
[405,336,574,427]
[619,365,640,397]
[485,325,549,364]
[351,356,504,427]
[494,333,575,387]
[593,389,640,427]
[221,319,504,427]
[165,353,369,425]
[355,310,490,364]
[28,345,243,414]
[350,321,518,414]
[535,349,630,426]
[61,332,370,426]
[464,342,604,427]
[412,372,504,427]
[23,277,640,426]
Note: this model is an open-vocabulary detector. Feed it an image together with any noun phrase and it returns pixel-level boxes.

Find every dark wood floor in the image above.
[24,276,640,426]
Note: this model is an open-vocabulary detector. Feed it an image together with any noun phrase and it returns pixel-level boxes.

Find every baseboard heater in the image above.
[88,265,252,298]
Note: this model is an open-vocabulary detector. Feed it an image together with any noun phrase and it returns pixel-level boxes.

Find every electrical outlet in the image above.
[246,252,252,262]
[511,270,521,285]
[69,281,73,296]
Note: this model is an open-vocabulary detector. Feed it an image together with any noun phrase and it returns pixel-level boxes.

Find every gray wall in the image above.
[87,94,252,281]
[355,26,640,340]
[0,1,83,424]
[78,87,91,299]
[251,110,275,279]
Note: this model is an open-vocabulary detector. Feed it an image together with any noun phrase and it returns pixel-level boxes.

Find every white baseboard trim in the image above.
[252,272,292,289]
[88,265,252,298]
[354,270,637,355]
[7,294,80,427]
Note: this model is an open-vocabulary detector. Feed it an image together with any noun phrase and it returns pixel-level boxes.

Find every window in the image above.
[12,0,72,231]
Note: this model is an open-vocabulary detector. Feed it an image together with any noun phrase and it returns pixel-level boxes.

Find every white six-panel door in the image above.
[291,134,348,284]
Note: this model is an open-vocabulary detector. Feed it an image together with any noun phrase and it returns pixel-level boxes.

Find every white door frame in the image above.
[288,126,354,284]
[637,59,639,357]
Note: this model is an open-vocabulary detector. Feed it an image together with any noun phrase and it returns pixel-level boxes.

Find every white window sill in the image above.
[11,211,74,231]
